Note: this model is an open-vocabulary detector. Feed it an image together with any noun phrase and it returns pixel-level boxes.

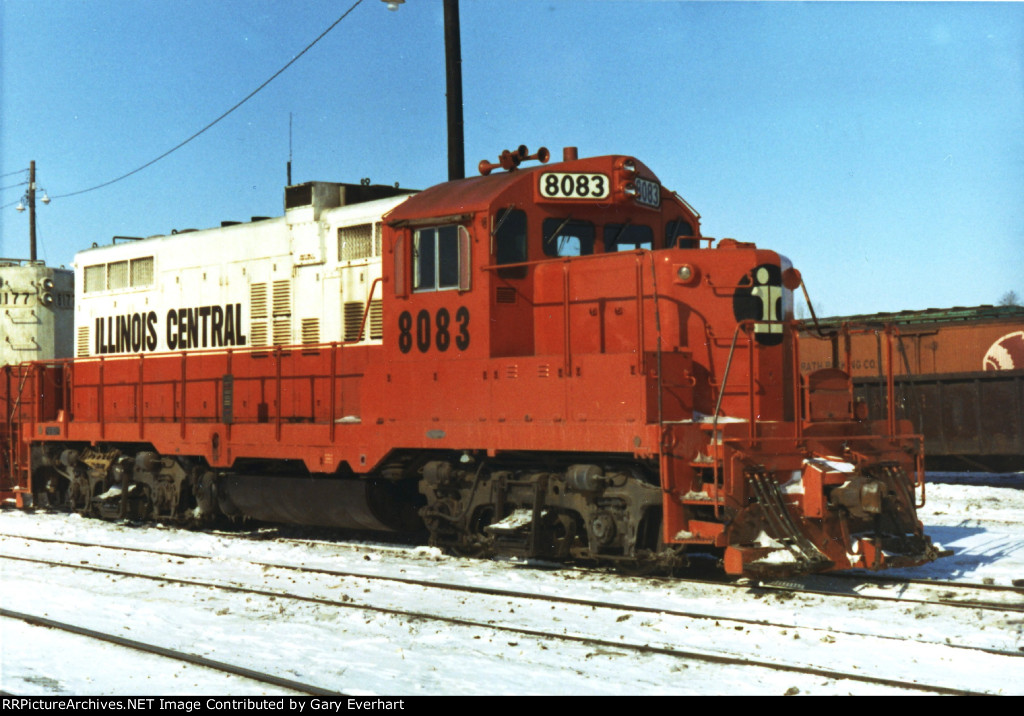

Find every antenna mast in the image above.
[287,113,293,186]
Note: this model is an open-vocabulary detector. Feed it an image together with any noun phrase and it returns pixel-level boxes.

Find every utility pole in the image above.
[382,0,465,181]
[28,161,38,261]
[16,160,49,262]
[443,0,465,181]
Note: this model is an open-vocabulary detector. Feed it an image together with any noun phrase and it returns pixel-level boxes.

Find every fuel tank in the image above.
[217,475,424,533]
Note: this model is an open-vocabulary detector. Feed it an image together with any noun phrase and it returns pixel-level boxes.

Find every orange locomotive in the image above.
[4,146,942,577]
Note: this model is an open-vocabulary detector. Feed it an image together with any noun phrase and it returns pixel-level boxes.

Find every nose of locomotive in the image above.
[724,459,944,577]
[832,463,947,572]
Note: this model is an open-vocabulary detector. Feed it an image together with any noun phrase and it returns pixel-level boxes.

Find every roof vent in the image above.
[285,181,413,223]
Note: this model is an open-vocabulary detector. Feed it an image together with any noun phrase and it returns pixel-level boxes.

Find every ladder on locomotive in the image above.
[1,366,33,506]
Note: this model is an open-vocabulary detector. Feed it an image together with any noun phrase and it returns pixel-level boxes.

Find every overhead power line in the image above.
[53,0,365,200]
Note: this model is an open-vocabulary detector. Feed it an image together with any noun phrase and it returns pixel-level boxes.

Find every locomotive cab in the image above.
[382,147,704,363]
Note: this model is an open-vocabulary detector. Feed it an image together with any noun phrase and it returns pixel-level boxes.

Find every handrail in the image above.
[180,351,187,439]
[275,346,281,441]
[634,254,646,376]
[885,325,897,438]
[792,324,803,440]
[479,244,668,274]
[1,366,32,493]
[562,262,572,377]
[99,356,105,440]
[40,342,372,434]
[137,353,144,440]
[648,252,663,430]
[224,348,234,441]
[479,236,723,274]
[553,250,653,379]
[798,321,908,436]
[329,342,337,443]
[710,320,754,517]
[354,277,384,344]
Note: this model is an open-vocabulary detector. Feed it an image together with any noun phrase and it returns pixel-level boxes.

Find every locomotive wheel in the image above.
[619,543,686,577]
[448,506,496,557]
[621,512,685,576]
[32,467,69,510]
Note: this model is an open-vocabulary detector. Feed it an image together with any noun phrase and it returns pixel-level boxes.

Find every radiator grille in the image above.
[250,283,268,319]
[272,319,291,346]
[130,257,154,286]
[250,322,268,348]
[84,265,104,293]
[301,318,320,345]
[340,224,373,261]
[107,261,128,290]
[272,280,291,316]
[496,287,518,304]
[369,300,383,340]
[344,301,364,342]
[77,326,90,357]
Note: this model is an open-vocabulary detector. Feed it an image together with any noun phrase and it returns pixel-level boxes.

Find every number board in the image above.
[398,307,470,354]
[634,177,661,208]
[539,173,610,201]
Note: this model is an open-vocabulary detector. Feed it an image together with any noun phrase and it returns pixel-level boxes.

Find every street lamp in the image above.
[382,0,464,180]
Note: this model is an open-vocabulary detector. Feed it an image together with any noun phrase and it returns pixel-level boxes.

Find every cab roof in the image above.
[384,154,658,227]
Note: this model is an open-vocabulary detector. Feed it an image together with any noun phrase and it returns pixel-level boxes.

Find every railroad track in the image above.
[0,608,337,695]
[1,532,1019,694]
[6,530,1024,622]
[216,526,1024,614]
[758,572,1024,613]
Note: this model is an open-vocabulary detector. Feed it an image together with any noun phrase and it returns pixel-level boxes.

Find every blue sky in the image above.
[2,1,1021,316]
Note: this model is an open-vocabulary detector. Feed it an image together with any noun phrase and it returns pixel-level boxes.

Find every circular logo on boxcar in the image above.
[983,331,1024,370]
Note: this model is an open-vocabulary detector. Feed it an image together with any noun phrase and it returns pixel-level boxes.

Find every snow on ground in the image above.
[881,473,1024,585]
[0,473,1021,696]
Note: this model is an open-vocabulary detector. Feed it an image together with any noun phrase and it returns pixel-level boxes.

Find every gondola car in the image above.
[799,306,1024,471]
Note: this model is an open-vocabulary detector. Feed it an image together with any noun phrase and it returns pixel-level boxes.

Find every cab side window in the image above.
[666,218,697,249]
[495,208,528,278]
[414,225,470,291]
[542,218,595,257]
[604,224,654,252]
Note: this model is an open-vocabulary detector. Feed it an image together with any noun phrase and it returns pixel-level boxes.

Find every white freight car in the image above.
[73,182,414,357]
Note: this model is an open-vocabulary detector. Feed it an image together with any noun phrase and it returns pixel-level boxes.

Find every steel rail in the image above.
[0,552,988,696]
[5,530,1023,617]
[0,607,340,695]
[762,571,1024,607]
[2,536,1019,686]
